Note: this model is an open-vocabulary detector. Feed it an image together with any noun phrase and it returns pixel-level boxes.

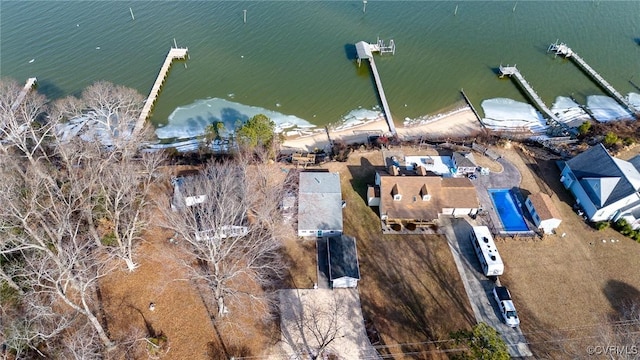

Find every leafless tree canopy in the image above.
[160,159,290,323]
[0,78,165,357]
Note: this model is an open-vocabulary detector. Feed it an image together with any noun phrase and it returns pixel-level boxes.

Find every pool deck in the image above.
[468,156,534,234]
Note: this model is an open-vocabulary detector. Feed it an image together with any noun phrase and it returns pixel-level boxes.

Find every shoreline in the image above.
[280,106,483,152]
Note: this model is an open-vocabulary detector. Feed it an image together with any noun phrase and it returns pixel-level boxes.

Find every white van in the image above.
[470,226,504,276]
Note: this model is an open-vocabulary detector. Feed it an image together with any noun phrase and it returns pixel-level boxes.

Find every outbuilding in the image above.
[328,235,360,288]
[525,193,562,234]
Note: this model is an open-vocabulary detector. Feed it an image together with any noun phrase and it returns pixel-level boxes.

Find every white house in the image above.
[298,172,343,237]
[327,235,360,288]
[451,152,477,176]
[560,143,640,228]
[525,193,562,234]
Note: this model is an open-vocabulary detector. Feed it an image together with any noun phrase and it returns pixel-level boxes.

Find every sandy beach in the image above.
[281,107,483,152]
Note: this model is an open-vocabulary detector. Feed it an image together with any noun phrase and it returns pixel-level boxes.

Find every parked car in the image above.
[493,286,520,327]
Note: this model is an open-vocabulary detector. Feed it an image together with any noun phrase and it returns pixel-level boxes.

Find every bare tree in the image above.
[47,81,164,270]
[160,160,285,320]
[0,78,51,168]
[92,151,164,271]
[280,290,347,359]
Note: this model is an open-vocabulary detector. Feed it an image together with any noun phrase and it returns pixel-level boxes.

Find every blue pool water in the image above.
[488,189,529,232]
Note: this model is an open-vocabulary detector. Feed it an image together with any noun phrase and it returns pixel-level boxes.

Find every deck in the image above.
[11,77,37,111]
[134,47,188,134]
[499,65,576,136]
[549,42,638,116]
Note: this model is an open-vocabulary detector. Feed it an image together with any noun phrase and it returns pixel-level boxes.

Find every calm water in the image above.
[2,1,640,127]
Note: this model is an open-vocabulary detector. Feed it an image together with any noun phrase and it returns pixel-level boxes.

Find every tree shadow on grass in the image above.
[347,156,383,204]
[603,280,640,320]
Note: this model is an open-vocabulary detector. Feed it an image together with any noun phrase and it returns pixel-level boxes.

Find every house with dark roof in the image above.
[525,193,562,234]
[298,172,343,237]
[327,235,360,288]
[560,143,640,227]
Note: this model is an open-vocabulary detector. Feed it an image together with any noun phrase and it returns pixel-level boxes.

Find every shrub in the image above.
[623,137,635,146]
[578,121,592,135]
[594,221,610,230]
[604,132,619,147]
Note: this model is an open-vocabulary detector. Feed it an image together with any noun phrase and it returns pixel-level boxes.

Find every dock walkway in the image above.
[355,40,397,136]
[11,77,37,111]
[548,42,638,116]
[134,47,188,134]
[499,65,576,136]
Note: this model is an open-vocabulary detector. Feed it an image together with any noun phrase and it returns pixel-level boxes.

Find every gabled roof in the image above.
[453,152,476,168]
[298,172,343,231]
[566,144,640,208]
[328,235,360,281]
[378,173,478,221]
[527,193,562,220]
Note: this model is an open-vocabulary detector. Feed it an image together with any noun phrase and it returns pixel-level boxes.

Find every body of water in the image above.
[2,1,640,134]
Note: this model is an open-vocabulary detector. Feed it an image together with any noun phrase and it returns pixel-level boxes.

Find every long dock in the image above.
[499,65,576,136]
[134,47,188,134]
[355,40,397,136]
[11,77,37,111]
[548,42,638,116]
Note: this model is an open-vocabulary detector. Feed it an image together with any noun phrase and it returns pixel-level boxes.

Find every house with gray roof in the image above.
[298,172,343,237]
[452,151,477,176]
[560,143,640,227]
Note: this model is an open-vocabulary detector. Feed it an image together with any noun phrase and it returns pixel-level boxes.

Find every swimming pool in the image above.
[488,189,529,232]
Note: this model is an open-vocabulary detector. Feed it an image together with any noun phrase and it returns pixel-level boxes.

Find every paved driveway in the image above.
[277,289,381,360]
[440,216,533,358]
[471,157,524,232]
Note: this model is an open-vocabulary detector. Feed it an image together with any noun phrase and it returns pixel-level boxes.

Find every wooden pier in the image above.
[548,42,639,116]
[134,47,188,134]
[499,65,576,136]
[355,40,397,136]
[460,88,485,128]
[11,77,37,111]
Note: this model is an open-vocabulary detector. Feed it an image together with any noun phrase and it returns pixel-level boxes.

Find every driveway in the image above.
[277,289,381,360]
[440,216,533,358]
[471,156,527,233]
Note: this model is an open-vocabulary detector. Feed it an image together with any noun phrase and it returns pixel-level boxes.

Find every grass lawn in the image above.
[325,151,476,359]
[496,145,640,358]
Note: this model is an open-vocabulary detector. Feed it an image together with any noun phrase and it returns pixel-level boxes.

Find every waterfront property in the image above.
[488,189,529,232]
[560,143,640,228]
[298,172,343,237]
[369,168,479,231]
[525,193,562,234]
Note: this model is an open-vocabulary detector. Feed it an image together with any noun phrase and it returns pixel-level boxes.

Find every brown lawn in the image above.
[325,151,476,359]
[100,178,274,359]
[495,144,640,358]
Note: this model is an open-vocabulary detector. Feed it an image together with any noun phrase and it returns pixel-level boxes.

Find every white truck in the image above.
[493,286,520,328]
